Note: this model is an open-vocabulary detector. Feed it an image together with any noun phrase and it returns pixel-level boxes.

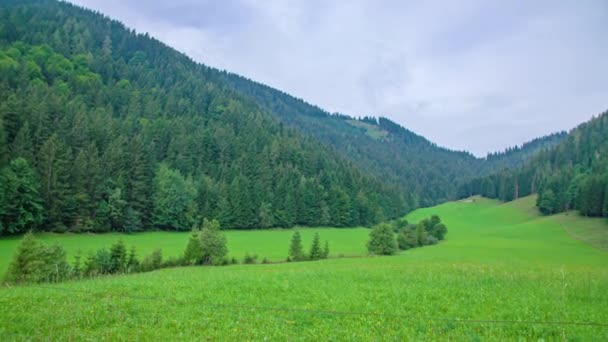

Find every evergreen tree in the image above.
[109,240,127,273]
[0,158,44,234]
[309,232,323,260]
[184,230,203,265]
[322,240,330,259]
[288,231,305,261]
[126,245,139,273]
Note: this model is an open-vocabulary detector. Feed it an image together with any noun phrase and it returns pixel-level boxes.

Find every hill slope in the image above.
[460,111,608,219]
[219,73,566,206]
[0,0,406,234]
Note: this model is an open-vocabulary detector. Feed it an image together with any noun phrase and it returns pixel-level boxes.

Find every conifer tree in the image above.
[288,231,304,261]
[309,232,322,260]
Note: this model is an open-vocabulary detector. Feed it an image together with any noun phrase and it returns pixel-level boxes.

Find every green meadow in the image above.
[1,195,607,340]
[0,228,370,275]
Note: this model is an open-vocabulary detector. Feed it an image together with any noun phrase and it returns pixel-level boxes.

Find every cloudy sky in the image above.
[68,0,608,156]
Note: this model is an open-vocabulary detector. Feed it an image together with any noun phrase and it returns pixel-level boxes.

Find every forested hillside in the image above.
[459,111,608,218]
[0,0,574,236]
[218,65,566,206]
[0,0,407,235]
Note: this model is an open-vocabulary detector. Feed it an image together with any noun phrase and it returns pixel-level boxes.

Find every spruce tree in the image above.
[288,231,304,261]
[322,240,330,259]
[309,232,322,260]
[0,158,44,234]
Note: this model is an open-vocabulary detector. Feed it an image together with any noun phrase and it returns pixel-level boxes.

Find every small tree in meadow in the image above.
[126,245,139,273]
[198,219,228,266]
[322,240,330,259]
[367,223,397,255]
[109,240,127,273]
[184,230,203,265]
[288,231,305,261]
[309,233,323,260]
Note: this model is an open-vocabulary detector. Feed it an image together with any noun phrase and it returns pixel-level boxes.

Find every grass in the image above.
[1,195,607,340]
[0,228,370,275]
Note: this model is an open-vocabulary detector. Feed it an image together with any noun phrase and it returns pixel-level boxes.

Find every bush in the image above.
[140,248,163,272]
[425,235,438,245]
[367,223,397,255]
[5,232,70,283]
[397,229,418,250]
[242,253,258,264]
[198,219,228,266]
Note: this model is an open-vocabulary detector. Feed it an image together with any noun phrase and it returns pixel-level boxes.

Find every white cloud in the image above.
[69,0,608,156]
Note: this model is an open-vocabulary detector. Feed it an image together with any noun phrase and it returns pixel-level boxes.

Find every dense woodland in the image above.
[0,0,409,235]
[218,66,566,207]
[459,111,608,218]
[0,1,597,236]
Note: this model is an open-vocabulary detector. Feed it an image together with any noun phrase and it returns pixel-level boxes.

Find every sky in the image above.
[68,0,608,156]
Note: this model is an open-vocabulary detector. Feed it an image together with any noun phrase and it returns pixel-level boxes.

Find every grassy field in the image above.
[0,228,369,275]
[1,195,607,340]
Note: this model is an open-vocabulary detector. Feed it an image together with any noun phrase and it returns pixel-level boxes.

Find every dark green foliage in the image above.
[141,249,163,272]
[153,164,196,231]
[432,223,448,240]
[5,232,69,283]
[183,231,203,265]
[0,158,43,234]
[416,223,427,246]
[242,253,258,264]
[109,240,127,273]
[397,229,418,250]
[288,231,305,261]
[391,217,409,233]
[0,2,412,234]
[367,223,397,255]
[538,189,557,215]
[309,232,323,260]
[126,245,139,273]
[461,111,608,220]
[197,219,228,266]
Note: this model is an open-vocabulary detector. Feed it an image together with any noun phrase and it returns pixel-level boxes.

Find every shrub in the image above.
[367,223,397,255]
[183,231,203,265]
[425,235,438,245]
[242,253,258,264]
[198,219,228,266]
[5,233,70,283]
[397,229,418,250]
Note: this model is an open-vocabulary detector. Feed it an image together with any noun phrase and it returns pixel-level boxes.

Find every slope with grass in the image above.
[1,195,607,340]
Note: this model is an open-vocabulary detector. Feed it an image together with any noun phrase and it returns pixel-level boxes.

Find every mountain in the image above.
[217,66,566,207]
[460,111,608,218]
[0,0,570,235]
[0,0,407,234]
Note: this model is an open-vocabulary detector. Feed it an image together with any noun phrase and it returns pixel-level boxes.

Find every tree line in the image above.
[459,110,608,219]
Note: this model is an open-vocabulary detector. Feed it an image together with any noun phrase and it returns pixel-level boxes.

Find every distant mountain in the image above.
[217,69,566,207]
[460,111,608,219]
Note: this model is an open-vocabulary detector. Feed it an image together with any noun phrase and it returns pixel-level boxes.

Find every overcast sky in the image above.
[68,0,608,156]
